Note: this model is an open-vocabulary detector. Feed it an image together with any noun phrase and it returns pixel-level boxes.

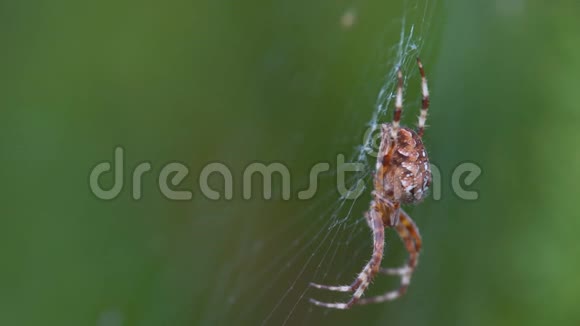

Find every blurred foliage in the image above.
[1,0,580,325]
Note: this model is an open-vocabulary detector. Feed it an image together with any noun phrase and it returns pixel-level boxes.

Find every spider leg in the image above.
[416,57,430,138]
[309,207,385,309]
[356,209,422,305]
[390,69,404,140]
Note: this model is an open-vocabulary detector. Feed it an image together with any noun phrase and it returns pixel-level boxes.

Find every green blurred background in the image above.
[2,0,580,325]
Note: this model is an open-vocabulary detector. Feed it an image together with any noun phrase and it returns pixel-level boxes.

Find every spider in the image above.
[309,58,431,309]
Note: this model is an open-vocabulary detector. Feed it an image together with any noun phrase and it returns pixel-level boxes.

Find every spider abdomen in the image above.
[381,125,431,204]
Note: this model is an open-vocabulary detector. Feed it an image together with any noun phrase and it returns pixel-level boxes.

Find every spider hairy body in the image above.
[309,58,432,309]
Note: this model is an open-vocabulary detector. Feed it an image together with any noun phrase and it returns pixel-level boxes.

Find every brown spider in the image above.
[309,58,431,309]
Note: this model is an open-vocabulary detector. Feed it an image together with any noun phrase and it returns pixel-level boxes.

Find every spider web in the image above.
[199,1,436,324]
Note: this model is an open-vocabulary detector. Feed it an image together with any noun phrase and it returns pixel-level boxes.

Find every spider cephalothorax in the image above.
[310,58,432,309]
